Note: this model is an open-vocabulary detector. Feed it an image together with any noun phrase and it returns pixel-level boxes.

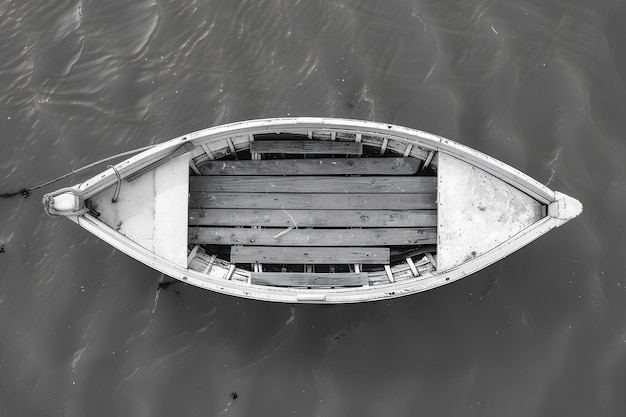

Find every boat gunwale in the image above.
[76,118,556,204]
[73,211,560,303]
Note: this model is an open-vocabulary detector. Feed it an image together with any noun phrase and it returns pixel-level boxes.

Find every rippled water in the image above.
[1,0,625,416]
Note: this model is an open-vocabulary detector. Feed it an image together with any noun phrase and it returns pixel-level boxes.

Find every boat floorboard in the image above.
[250,272,369,287]
[190,175,436,194]
[197,157,420,176]
[250,140,363,155]
[189,192,436,210]
[190,227,437,246]
[189,208,437,227]
[188,154,438,285]
[231,246,390,264]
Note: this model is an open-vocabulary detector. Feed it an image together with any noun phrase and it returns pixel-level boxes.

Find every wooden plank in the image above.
[190,176,436,194]
[250,140,363,155]
[250,272,368,287]
[189,227,437,246]
[189,192,437,210]
[198,157,420,175]
[189,209,438,227]
[231,246,390,264]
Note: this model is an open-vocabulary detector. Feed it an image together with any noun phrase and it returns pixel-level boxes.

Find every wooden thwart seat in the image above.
[189,227,437,246]
[231,246,390,264]
[189,208,437,228]
[250,140,362,155]
[189,192,436,210]
[250,272,368,287]
[190,176,436,194]
[197,157,420,175]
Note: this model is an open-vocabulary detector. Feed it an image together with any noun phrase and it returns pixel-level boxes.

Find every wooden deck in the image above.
[189,144,437,288]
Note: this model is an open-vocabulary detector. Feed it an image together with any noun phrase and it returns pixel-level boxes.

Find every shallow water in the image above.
[1,0,625,416]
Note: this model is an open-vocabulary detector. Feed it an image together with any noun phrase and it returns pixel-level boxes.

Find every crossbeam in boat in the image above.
[197,157,420,176]
[250,272,368,287]
[189,192,437,210]
[250,140,363,155]
[231,246,390,264]
[189,227,437,246]
[189,208,437,228]
[190,176,436,194]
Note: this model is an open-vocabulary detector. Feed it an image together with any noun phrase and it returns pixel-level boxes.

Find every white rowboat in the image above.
[43,118,582,303]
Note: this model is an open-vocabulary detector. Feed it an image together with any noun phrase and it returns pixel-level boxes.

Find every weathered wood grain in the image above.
[188,208,438,227]
[190,176,436,194]
[197,157,420,175]
[250,140,363,155]
[189,227,437,246]
[189,192,437,210]
[250,272,368,287]
[231,246,390,264]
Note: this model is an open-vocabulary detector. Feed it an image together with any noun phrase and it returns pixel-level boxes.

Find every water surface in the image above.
[1,0,625,416]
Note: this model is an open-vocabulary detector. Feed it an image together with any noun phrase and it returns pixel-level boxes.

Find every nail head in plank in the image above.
[197,157,419,176]
[190,227,437,246]
[231,246,390,264]
[250,272,368,287]
[250,140,363,155]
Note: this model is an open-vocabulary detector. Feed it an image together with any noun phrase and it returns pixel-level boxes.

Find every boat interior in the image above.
[85,125,547,292]
[186,130,440,288]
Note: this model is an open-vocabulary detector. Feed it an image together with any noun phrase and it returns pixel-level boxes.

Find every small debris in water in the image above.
[328,331,347,348]
[230,392,238,401]
[0,245,5,254]
[157,280,180,291]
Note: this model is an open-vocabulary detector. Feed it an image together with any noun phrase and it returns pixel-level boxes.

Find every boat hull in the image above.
[44,118,582,303]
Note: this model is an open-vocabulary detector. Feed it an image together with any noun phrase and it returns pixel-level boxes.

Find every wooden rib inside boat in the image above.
[187,132,439,288]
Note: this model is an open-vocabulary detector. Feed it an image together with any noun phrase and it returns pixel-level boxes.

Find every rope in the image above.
[1,143,157,199]
[107,165,122,203]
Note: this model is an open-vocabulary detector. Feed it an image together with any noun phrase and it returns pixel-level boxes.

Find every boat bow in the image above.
[548,191,583,224]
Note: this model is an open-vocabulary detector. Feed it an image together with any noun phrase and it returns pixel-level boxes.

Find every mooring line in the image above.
[1,143,156,199]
